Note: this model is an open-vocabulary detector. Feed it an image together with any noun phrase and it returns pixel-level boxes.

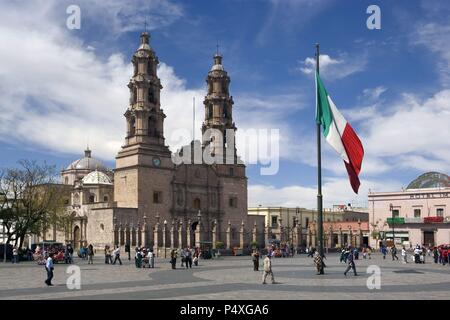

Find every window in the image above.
[208,104,213,118]
[229,197,237,208]
[392,209,399,218]
[414,209,421,218]
[305,217,309,228]
[193,198,201,210]
[64,199,69,205]
[271,216,278,227]
[147,61,152,75]
[436,208,444,217]
[153,191,162,204]
[130,117,136,136]
[103,195,109,202]
[148,117,156,137]
[64,177,69,185]
[148,88,155,103]
[89,194,95,203]
[229,167,234,176]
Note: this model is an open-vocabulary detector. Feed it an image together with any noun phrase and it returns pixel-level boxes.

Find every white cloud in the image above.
[249,177,402,209]
[362,86,387,101]
[298,52,368,80]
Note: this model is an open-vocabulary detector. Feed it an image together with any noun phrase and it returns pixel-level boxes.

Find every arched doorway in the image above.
[191,221,199,247]
[73,226,80,250]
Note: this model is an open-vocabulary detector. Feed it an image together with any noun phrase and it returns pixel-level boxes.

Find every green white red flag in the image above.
[315,72,364,193]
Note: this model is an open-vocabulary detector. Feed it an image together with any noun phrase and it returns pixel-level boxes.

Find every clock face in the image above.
[152,157,161,167]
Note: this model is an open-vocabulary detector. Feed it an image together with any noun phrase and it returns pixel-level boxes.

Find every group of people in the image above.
[169,247,200,269]
[133,247,156,268]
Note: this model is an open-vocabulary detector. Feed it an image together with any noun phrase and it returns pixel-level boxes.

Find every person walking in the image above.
[401,246,408,263]
[180,248,186,268]
[112,246,122,265]
[148,249,155,268]
[170,249,177,269]
[104,245,112,264]
[381,245,387,259]
[12,246,19,264]
[87,244,94,264]
[252,250,260,271]
[344,247,358,276]
[262,254,275,284]
[313,252,323,275]
[433,247,439,264]
[45,253,55,286]
[391,245,399,261]
[185,248,193,269]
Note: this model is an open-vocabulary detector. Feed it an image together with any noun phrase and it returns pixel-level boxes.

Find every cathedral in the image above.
[43,32,265,254]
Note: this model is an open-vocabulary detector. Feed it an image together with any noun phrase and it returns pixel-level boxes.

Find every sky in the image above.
[0,0,449,209]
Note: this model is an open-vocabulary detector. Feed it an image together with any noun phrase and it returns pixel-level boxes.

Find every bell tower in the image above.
[114,32,173,214]
[202,53,237,163]
[124,31,166,147]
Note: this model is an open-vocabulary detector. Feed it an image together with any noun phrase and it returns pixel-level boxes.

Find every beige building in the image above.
[368,172,450,249]
[33,32,265,254]
[248,206,369,248]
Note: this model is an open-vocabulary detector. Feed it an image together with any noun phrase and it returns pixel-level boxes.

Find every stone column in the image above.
[311,223,316,248]
[80,219,84,246]
[195,213,202,248]
[178,220,183,249]
[162,221,167,250]
[252,221,257,244]
[226,220,232,249]
[186,219,191,248]
[141,216,147,248]
[170,219,175,249]
[153,221,160,257]
[239,221,245,249]
[131,225,136,246]
[119,223,124,246]
[212,219,217,249]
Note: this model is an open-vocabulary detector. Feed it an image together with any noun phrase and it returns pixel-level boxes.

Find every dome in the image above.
[406,172,450,189]
[82,170,112,185]
[66,148,107,171]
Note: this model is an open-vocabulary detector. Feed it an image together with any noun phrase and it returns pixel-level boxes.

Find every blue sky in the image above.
[0,0,449,208]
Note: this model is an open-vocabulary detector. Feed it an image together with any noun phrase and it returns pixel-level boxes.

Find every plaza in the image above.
[1,253,449,300]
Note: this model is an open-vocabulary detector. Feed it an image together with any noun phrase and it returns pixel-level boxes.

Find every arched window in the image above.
[147,60,153,75]
[223,106,228,118]
[89,194,95,203]
[133,88,138,103]
[130,117,136,136]
[64,177,69,185]
[103,195,109,202]
[148,88,155,103]
[148,117,157,137]
[208,104,213,118]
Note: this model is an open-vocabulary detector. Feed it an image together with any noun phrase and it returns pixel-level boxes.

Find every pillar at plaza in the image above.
[119,224,124,246]
[226,220,232,249]
[153,221,159,256]
[186,219,191,248]
[178,220,183,249]
[212,220,218,249]
[338,226,342,248]
[252,221,257,244]
[141,216,147,247]
[239,221,245,249]
[195,213,202,248]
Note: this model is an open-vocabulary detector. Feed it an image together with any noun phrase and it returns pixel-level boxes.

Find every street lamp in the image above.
[389,203,395,248]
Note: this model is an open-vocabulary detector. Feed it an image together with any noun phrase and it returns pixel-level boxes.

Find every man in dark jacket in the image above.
[344,247,358,276]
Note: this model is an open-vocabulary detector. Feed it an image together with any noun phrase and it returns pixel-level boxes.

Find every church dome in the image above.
[406,172,450,189]
[66,148,107,171]
[82,170,112,185]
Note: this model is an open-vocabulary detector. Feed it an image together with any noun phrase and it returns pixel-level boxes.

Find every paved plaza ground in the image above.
[0,253,449,300]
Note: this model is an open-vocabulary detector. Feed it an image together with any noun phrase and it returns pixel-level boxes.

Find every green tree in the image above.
[0,160,68,248]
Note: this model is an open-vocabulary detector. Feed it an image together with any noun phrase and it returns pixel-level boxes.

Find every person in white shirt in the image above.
[147,250,154,268]
[112,246,122,265]
[45,253,54,286]
[401,247,408,263]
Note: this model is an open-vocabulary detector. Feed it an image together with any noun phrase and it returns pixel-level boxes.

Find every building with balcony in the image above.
[368,172,450,248]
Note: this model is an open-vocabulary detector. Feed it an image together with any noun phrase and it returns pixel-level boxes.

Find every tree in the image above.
[0,160,68,248]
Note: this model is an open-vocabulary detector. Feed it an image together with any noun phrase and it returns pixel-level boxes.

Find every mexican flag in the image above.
[315,72,364,193]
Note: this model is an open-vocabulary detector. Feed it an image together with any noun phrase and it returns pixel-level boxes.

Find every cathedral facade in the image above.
[43,32,265,253]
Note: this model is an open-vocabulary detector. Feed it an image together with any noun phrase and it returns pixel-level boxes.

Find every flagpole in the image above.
[315,43,324,274]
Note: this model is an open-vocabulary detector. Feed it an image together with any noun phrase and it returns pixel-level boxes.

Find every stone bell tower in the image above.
[114,32,173,220]
[202,53,238,164]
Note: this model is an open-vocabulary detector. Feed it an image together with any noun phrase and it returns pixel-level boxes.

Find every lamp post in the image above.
[390,203,395,247]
